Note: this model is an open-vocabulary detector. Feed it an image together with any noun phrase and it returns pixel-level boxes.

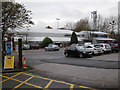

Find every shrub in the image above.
[70,32,78,44]
[41,37,53,48]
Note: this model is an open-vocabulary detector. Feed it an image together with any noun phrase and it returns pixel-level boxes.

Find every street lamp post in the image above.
[118,1,120,34]
[109,20,116,38]
[56,18,60,29]
[109,20,116,31]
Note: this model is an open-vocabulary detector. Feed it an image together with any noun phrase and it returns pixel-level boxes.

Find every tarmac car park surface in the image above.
[7,48,119,89]
[1,72,98,90]
[23,48,119,69]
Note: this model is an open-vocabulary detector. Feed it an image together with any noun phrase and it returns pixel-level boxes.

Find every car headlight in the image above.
[83,52,86,53]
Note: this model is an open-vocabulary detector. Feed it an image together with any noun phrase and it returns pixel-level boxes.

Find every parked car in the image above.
[84,44,103,55]
[95,43,111,53]
[29,44,40,49]
[108,43,119,53]
[64,45,92,58]
[22,44,30,50]
[44,44,60,51]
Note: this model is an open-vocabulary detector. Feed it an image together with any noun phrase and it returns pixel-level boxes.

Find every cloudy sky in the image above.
[15,0,119,31]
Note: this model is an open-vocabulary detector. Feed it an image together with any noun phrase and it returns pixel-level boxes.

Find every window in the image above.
[70,46,76,50]
[82,35,84,37]
[66,47,71,50]
[92,34,108,38]
[87,46,93,48]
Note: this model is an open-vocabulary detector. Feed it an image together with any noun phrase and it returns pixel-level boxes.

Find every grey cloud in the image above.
[15,1,118,31]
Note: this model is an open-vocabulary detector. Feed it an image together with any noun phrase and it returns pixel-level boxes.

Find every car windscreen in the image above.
[76,46,84,50]
[106,44,110,48]
[95,44,103,47]
[114,44,118,47]
[52,45,58,47]
[94,45,101,48]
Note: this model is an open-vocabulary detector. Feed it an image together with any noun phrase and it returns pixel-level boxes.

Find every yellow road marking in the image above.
[79,85,98,90]
[1,72,97,90]
[23,72,75,88]
[10,72,23,78]
[12,76,34,89]
[23,72,52,81]
[0,72,23,83]
[44,80,53,88]
[22,72,75,89]
[52,80,74,86]
[0,76,9,83]
[10,77,43,89]
[70,85,74,90]
[2,72,20,75]
[0,78,9,83]
[2,73,43,89]
[10,78,23,83]
[22,72,34,77]
[25,82,43,88]
[1,75,9,79]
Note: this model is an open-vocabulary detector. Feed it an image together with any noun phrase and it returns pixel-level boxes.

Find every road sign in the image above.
[6,42,11,55]
[4,56,14,69]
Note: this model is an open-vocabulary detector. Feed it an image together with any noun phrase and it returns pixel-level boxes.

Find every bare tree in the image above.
[65,22,75,30]
[101,18,110,32]
[74,18,91,32]
[97,14,104,31]
[109,16,118,32]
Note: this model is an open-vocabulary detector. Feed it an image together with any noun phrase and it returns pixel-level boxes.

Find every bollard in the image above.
[22,57,26,68]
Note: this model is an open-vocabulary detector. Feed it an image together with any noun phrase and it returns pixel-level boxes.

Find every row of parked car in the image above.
[22,43,40,50]
[22,43,60,50]
[22,42,119,58]
[64,43,119,58]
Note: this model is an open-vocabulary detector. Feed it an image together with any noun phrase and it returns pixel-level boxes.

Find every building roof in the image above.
[94,38,115,41]
[79,31,108,35]
[18,29,80,37]
[14,37,86,42]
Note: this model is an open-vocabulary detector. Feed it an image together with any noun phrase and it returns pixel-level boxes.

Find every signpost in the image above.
[4,56,14,69]
[18,39,22,68]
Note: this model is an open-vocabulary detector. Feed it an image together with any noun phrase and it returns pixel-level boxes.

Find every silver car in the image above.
[44,44,60,51]
[84,44,103,55]
[22,44,30,50]
[95,43,111,53]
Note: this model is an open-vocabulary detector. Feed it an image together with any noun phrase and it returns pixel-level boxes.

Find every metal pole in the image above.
[0,1,2,89]
[56,18,60,29]
[18,38,22,68]
[118,1,120,34]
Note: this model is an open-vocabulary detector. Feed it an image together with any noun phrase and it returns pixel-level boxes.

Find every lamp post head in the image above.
[56,18,60,20]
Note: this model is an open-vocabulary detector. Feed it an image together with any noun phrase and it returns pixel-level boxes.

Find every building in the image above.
[79,31,115,43]
[14,29,86,45]
[14,29,115,46]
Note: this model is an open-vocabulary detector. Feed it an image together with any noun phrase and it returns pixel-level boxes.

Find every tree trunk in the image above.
[2,30,6,67]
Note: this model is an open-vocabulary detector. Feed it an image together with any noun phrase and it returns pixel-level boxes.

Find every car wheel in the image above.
[89,54,92,58]
[102,50,105,54]
[65,53,69,57]
[92,51,95,55]
[45,49,47,51]
[79,53,83,58]
[115,51,118,53]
